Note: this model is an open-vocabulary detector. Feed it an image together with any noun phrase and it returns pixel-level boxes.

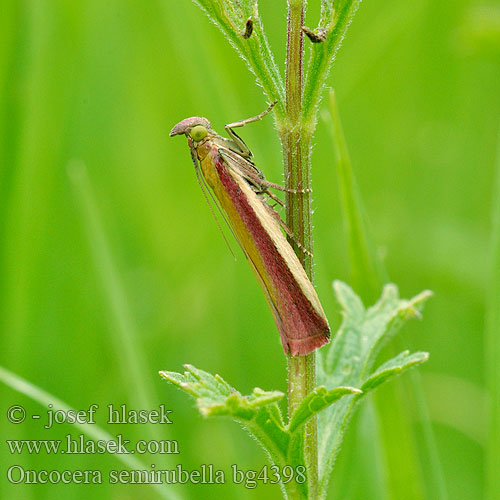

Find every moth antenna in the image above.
[194,167,238,261]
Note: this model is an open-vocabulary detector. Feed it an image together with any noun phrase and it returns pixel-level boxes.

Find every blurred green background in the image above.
[1,0,499,499]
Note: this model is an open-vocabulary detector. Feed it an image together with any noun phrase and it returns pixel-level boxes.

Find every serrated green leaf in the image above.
[159,365,292,485]
[361,351,429,393]
[322,282,432,386]
[159,365,284,420]
[316,283,431,498]
[288,385,361,434]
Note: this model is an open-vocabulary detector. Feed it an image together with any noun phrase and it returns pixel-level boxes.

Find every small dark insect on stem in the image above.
[302,26,327,43]
[242,18,253,39]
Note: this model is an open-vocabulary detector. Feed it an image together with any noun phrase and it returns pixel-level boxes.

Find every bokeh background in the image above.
[1,1,499,499]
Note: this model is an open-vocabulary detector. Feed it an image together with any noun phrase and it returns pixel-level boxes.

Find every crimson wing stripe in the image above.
[213,151,329,355]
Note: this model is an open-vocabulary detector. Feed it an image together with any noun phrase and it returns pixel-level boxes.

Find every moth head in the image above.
[169,117,212,142]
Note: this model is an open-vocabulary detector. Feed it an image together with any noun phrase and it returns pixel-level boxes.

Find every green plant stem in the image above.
[283,2,318,499]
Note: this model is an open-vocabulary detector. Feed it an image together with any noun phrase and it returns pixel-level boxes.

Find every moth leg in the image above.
[263,203,313,258]
[262,189,285,207]
[258,192,282,211]
[260,178,312,194]
[279,219,313,258]
[224,100,277,157]
[225,100,277,131]
[258,191,284,212]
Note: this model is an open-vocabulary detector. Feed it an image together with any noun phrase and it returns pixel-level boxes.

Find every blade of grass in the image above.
[0,365,182,500]
[354,398,388,500]
[422,373,486,446]
[68,161,160,445]
[326,89,448,500]
[327,89,386,303]
[410,369,449,500]
[485,127,500,500]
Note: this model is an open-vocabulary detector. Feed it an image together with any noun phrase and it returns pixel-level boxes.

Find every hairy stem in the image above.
[283,1,318,499]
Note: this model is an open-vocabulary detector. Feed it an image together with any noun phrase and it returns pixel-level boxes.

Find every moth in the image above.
[170,102,330,356]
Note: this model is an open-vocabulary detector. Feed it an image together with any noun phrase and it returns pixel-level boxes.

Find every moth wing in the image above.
[218,147,265,191]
